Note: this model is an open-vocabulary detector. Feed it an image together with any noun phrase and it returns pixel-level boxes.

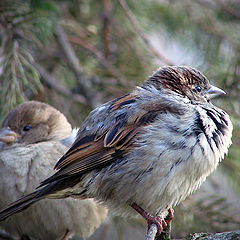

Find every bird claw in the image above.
[147,215,167,235]
[165,207,174,225]
[131,203,172,236]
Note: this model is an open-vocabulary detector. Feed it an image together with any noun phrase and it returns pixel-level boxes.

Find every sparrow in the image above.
[0,66,233,236]
[0,101,108,240]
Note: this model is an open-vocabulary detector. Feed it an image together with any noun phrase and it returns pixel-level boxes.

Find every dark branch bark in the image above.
[55,24,101,109]
[68,35,132,87]
[188,231,240,240]
[32,62,87,105]
[102,0,112,59]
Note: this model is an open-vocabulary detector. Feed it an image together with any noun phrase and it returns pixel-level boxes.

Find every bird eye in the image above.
[23,125,31,131]
[195,86,202,92]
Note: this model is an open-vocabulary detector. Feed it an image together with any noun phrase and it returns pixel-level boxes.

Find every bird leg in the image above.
[61,229,70,240]
[131,203,168,235]
[157,208,174,240]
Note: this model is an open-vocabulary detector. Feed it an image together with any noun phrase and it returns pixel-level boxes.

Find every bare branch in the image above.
[32,62,87,105]
[118,0,173,66]
[102,0,113,59]
[68,35,134,87]
[55,24,101,108]
[145,224,158,240]
[145,223,171,240]
[189,231,240,240]
[196,0,240,20]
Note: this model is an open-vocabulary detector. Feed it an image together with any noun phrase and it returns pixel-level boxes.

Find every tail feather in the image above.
[0,175,83,222]
[0,191,43,221]
[0,181,62,222]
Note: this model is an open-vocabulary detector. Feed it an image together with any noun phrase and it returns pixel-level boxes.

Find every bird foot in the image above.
[147,215,167,235]
[165,207,174,225]
[131,203,169,236]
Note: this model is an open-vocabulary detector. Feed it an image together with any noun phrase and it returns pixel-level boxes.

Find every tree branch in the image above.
[55,24,101,108]
[118,0,173,66]
[146,224,158,240]
[188,231,240,240]
[196,0,240,20]
[68,35,133,87]
[102,0,112,59]
[145,223,171,240]
[31,62,87,105]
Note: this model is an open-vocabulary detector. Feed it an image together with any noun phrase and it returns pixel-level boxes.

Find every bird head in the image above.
[146,66,225,103]
[0,101,72,146]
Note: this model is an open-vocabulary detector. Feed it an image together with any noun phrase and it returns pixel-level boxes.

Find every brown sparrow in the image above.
[0,67,233,236]
[0,101,108,240]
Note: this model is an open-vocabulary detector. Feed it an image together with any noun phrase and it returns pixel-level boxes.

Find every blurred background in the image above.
[0,0,239,239]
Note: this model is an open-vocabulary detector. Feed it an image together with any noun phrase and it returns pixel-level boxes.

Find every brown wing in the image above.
[55,125,140,173]
[39,94,146,186]
[40,93,171,187]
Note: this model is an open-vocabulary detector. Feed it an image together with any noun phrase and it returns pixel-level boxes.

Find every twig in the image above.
[118,0,173,66]
[102,0,112,59]
[196,0,240,20]
[145,224,158,240]
[55,24,101,108]
[145,223,171,240]
[68,35,133,87]
[59,10,131,87]
[31,62,87,105]
[218,1,240,19]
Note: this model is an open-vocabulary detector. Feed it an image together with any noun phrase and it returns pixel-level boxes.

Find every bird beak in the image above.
[0,127,20,144]
[206,85,226,99]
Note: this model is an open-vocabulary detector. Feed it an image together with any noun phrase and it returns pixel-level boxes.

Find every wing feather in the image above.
[40,94,166,187]
[109,93,137,112]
